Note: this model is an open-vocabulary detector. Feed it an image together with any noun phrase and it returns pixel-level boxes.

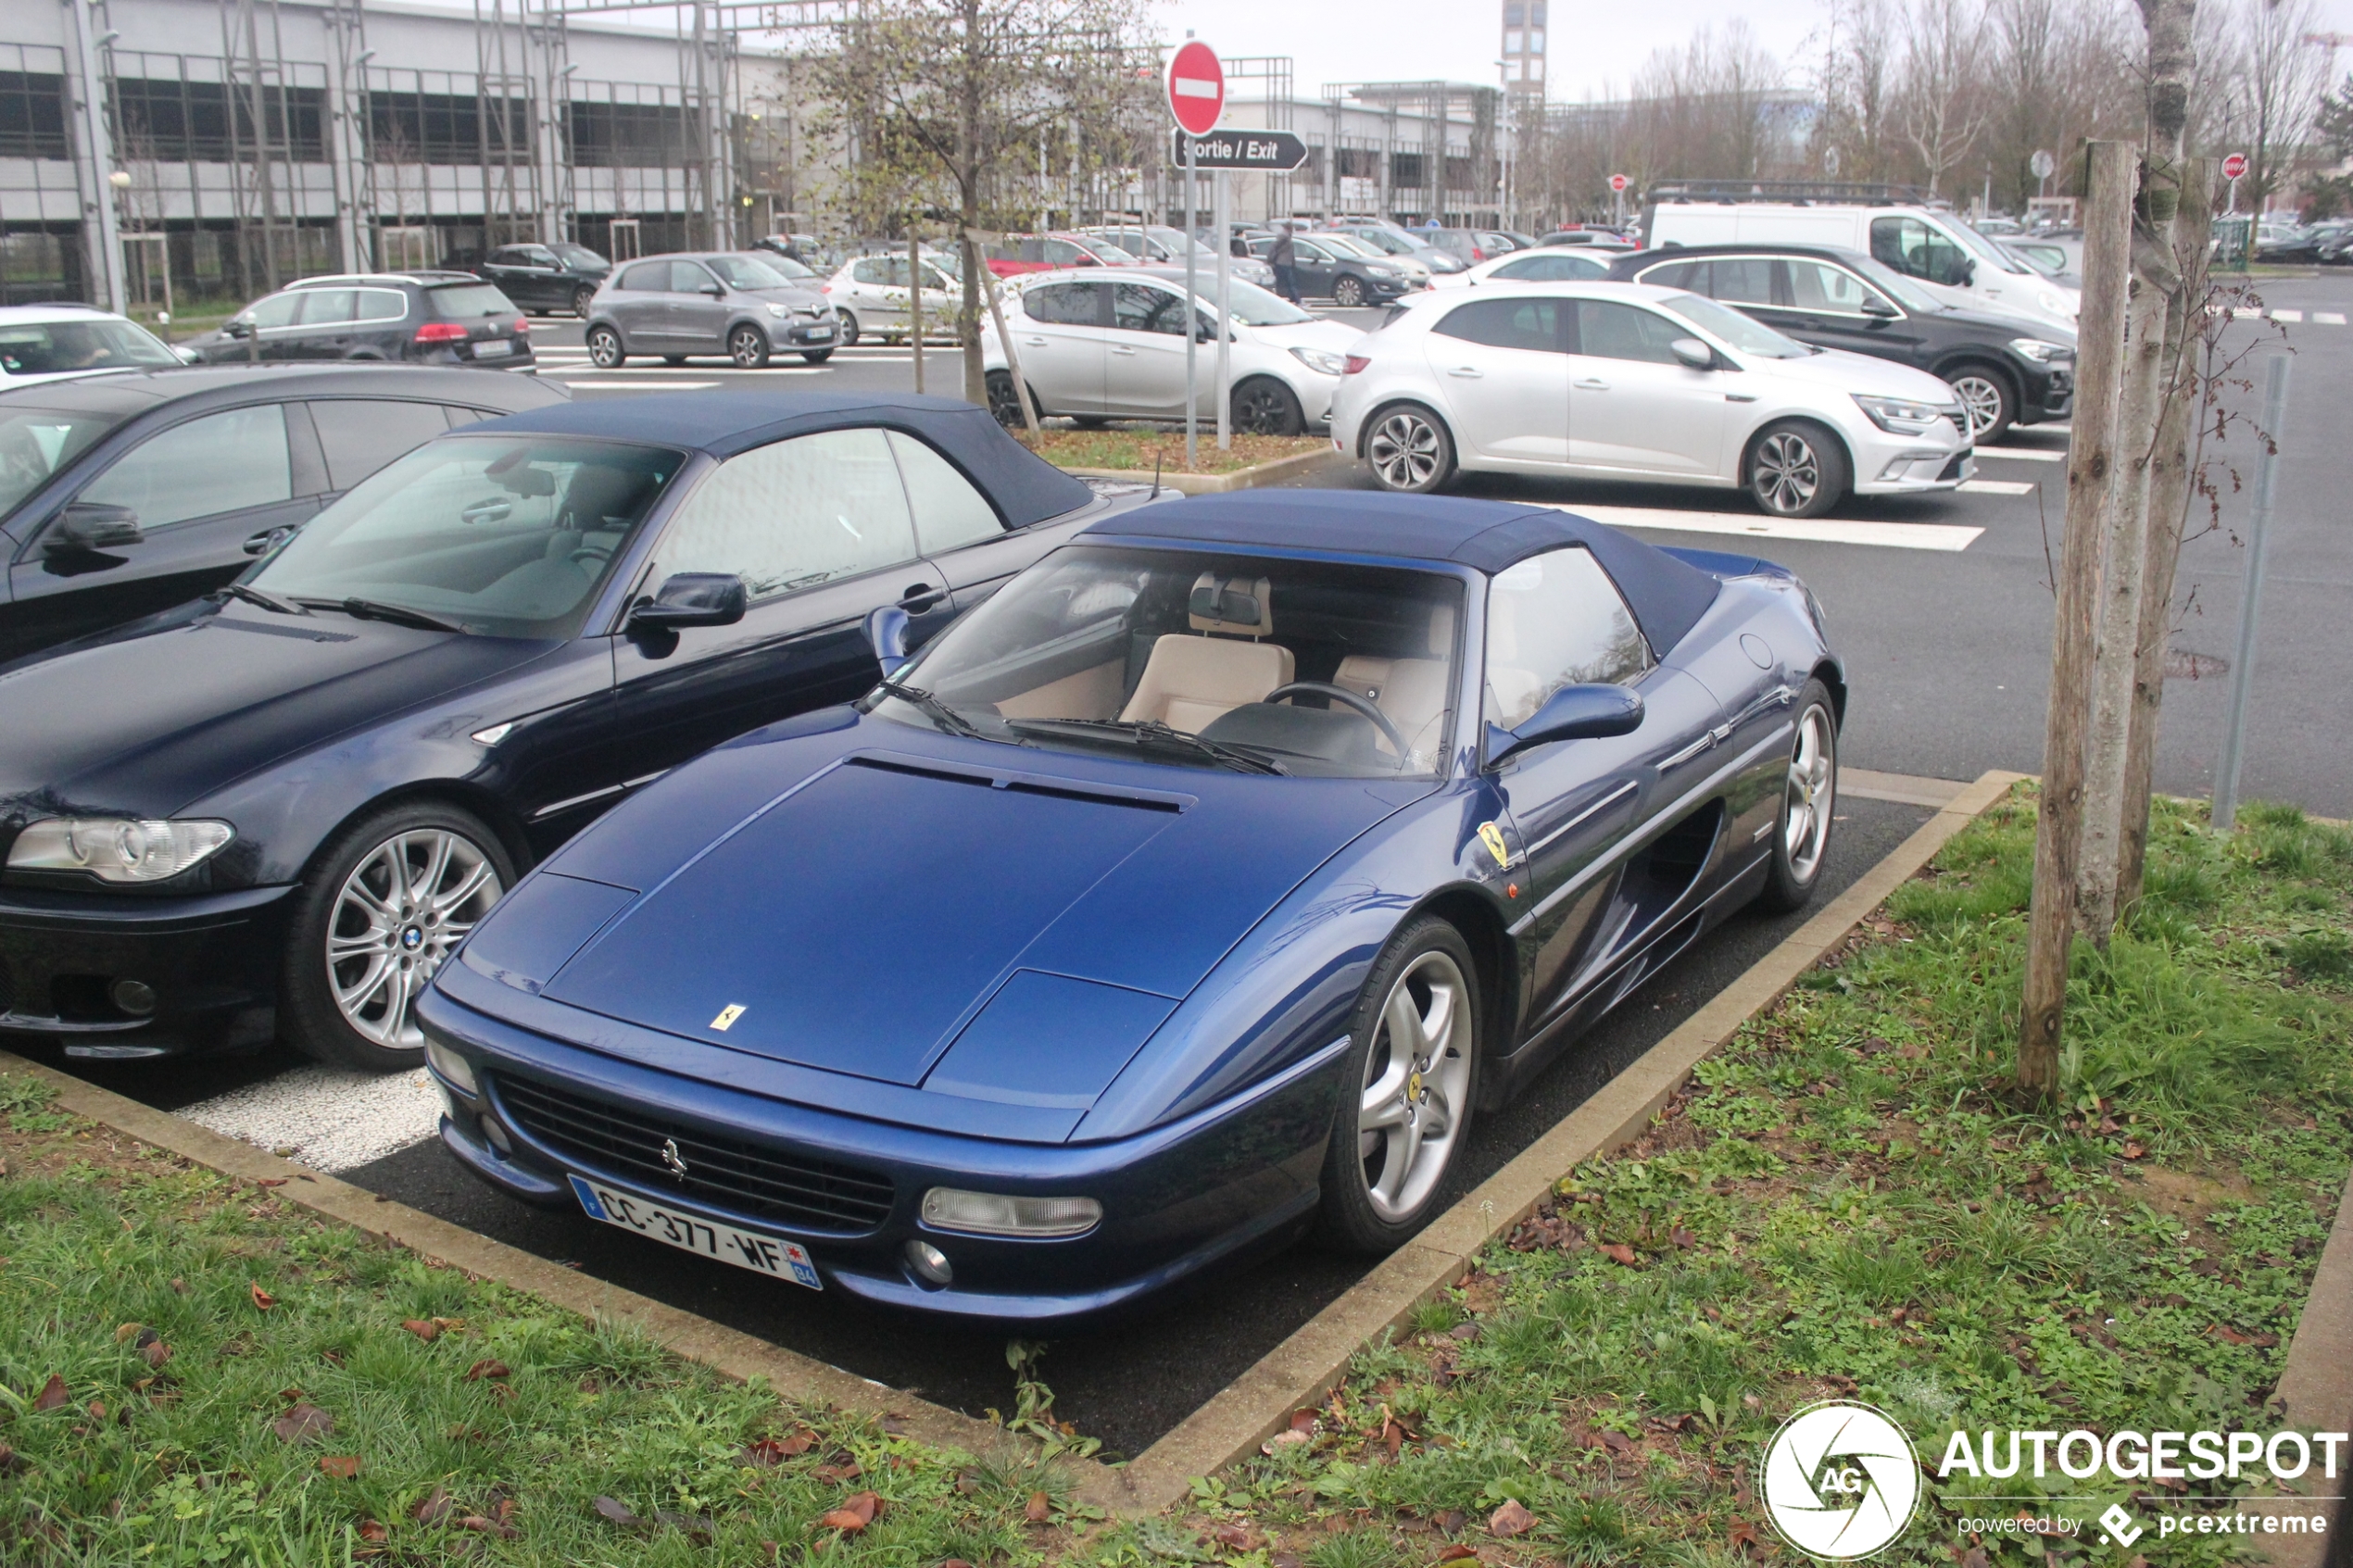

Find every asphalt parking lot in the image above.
[40,272,2349,1456]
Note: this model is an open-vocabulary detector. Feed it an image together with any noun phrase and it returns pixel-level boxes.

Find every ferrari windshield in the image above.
[875,545,1466,778]
[251,436,682,637]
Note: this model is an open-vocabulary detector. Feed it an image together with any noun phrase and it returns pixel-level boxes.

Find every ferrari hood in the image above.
[537,747,1413,1087]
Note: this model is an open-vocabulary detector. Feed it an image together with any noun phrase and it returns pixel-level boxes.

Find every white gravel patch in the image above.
[178,1065,445,1173]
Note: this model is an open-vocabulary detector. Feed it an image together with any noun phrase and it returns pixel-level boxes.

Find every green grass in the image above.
[1109,791,2353,1568]
[0,1082,1070,1565]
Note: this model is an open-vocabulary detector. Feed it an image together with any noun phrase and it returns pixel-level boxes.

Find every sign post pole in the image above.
[2213,353,2292,832]
[1214,172,1231,450]
[1167,40,1225,473]
[1184,134,1198,470]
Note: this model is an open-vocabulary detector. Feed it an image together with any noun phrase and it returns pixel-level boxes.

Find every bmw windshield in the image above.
[870,545,1465,778]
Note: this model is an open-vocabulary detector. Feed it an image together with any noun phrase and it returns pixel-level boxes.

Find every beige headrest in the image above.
[1427,602,1456,658]
[1189,573,1274,636]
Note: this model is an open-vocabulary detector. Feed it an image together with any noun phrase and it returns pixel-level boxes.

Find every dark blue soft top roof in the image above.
[472,391,1097,529]
[1085,491,1723,655]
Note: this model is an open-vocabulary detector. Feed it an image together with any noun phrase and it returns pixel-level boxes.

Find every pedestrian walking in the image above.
[1269,222,1301,305]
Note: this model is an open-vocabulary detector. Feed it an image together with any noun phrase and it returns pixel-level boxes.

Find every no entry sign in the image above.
[1608,173,1629,194]
[1166,42,1224,136]
[2222,152,2248,181]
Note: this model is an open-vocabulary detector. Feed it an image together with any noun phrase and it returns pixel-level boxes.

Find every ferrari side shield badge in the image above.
[710,1004,747,1031]
[1478,822,1510,868]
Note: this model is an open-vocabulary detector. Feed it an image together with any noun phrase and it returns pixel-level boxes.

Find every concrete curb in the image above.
[1092,768,2026,1516]
[2249,1160,2353,1567]
[0,1050,1014,1466]
[1062,446,1340,495]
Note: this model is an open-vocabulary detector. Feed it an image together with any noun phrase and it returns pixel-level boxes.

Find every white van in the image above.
[1643,201,2079,332]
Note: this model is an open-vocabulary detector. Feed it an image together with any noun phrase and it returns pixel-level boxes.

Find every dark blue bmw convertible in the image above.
[417,491,1843,1319]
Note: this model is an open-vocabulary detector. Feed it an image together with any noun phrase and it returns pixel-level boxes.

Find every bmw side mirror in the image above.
[1668,337,1716,370]
[1485,684,1644,766]
[864,604,911,676]
[1861,296,1899,320]
[629,572,746,632]
[48,501,145,554]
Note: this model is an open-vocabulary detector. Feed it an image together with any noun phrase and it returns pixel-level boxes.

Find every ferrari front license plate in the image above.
[567,1173,821,1289]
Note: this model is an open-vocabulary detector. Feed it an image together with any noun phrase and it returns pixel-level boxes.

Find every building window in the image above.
[0,69,69,159]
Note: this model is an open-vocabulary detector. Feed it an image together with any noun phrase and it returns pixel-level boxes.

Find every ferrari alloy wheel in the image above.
[1757,681,1840,912]
[1319,918,1481,1250]
[1232,376,1303,436]
[282,801,514,1071]
[1332,275,1366,307]
[585,325,624,368]
[1365,407,1453,494]
[1745,421,1847,519]
[1947,366,2015,444]
[729,324,772,369]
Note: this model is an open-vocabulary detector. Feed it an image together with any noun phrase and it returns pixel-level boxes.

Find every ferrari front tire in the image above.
[1755,679,1839,912]
[1316,917,1481,1252]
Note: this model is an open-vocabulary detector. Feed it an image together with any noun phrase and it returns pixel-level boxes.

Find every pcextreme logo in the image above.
[1760,1401,1923,1560]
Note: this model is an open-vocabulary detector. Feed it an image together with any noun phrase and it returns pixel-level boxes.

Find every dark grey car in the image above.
[584,253,839,369]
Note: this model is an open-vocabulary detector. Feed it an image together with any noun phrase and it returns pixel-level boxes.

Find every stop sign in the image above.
[1166,42,1224,137]
[2222,152,2248,181]
[1608,173,1629,194]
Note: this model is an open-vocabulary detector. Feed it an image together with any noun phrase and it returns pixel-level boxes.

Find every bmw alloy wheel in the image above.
[1783,703,1835,882]
[1751,430,1821,515]
[1367,409,1445,491]
[325,830,503,1049]
[1356,949,1472,1223]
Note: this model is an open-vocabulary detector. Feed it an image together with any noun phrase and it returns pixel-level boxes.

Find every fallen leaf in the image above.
[822,1491,883,1533]
[115,1322,142,1343]
[954,1470,982,1495]
[1026,1490,1052,1524]
[358,1519,389,1543]
[1435,1511,1466,1536]
[741,1432,816,1466]
[1600,1430,1634,1454]
[1487,1499,1534,1538]
[412,1487,454,1525]
[271,1403,335,1442]
[320,1455,361,1479]
[655,1509,714,1543]
[2121,1142,2146,1160]
[458,1514,521,1538]
[249,1283,276,1311]
[938,1560,975,1568]
[31,1374,68,1412]
[593,1496,642,1529]
[1447,1321,1483,1342]
[1729,1520,1760,1552]
[1670,1227,1698,1249]
[1599,1242,1638,1265]
[401,1319,442,1342]
[1211,1523,1261,1551]
[1263,1428,1310,1451]
[141,1339,173,1369]
[85,1399,106,1423]
[1289,1408,1319,1435]
[0,1445,24,1474]
[257,1177,288,1188]
[170,1276,187,1295]
[464,1358,510,1382]
[1436,1547,1478,1563]
[812,1461,862,1483]
[1272,1554,1304,1568]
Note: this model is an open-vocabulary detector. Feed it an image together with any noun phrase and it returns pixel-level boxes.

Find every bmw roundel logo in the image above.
[400,926,424,950]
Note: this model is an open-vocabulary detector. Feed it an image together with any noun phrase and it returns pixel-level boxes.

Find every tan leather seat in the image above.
[1332,604,1456,768]
[1119,572,1295,733]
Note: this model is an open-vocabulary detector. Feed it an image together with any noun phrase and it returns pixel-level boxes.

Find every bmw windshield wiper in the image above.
[873,679,997,744]
[211,582,311,617]
[1003,717,1288,775]
[298,596,468,634]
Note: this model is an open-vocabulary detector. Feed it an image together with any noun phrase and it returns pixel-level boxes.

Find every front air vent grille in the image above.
[493,1075,895,1235]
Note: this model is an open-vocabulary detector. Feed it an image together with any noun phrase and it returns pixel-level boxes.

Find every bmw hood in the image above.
[1754,346,1969,406]
[0,604,552,817]
[529,739,1418,1090]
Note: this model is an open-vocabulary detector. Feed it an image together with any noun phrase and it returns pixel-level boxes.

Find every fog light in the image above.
[920,1187,1101,1237]
[425,1037,477,1096]
[108,978,157,1016]
[478,1113,513,1156]
[904,1239,953,1286]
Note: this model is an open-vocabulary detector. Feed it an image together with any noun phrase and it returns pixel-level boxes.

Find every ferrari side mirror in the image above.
[630,572,746,632]
[864,603,911,676]
[1485,684,1644,766]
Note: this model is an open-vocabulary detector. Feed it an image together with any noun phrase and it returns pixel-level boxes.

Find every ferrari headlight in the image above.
[424,1037,478,1097]
[920,1186,1101,1237]
[7,817,233,884]
[2009,337,2070,364]
[1852,394,1950,433]
[1290,345,1349,376]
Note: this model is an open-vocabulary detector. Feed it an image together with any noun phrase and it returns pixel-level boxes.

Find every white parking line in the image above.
[2271,309,2304,322]
[1538,503,1982,552]
[2317,312,2347,325]
[1958,479,2039,495]
[1974,445,2066,462]
[180,1066,444,1173]
[2233,307,2265,320]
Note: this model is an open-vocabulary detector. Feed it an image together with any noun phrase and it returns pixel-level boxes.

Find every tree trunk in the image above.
[2019,138,2138,1098]
[956,0,986,409]
[2116,157,2218,908]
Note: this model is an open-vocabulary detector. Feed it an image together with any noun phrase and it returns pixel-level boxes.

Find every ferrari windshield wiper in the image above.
[211,582,310,617]
[874,679,994,743]
[1004,717,1288,775]
[299,596,468,634]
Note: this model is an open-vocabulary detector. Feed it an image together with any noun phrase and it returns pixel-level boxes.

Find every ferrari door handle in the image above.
[1574,377,1609,390]
[1446,367,1484,378]
[898,583,947,614]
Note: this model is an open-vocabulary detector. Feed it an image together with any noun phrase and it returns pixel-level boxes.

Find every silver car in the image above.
[584,252,838,369]
[823,253,959,345]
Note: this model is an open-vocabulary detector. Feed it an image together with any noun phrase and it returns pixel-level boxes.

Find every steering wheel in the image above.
[1262,682,1410,761]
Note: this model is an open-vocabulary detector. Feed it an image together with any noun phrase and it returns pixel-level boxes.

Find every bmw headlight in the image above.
[1290,345,1349,375]
[2009,337,2070,364]
[7,817,234,884]
[1852,394,1953,434]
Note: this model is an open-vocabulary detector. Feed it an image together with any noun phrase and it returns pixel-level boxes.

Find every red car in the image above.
[982,232,1141,277]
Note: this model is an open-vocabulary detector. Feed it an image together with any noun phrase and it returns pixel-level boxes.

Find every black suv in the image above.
[1605,243,2074,443]
[195,273,538,374]
[473,242,613,317]
[1240,232,1415,307]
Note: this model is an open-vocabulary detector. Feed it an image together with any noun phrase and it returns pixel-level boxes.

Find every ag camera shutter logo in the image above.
[1760,1400,1922,1559]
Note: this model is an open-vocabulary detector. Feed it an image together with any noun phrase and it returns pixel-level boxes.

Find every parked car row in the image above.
[0,356,1849,1324]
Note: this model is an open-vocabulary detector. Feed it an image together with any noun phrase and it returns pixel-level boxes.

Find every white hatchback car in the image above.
[823,252,959,345]
[979,267,1363,434]
[0,305,185,388]
[1328,282,1973,517]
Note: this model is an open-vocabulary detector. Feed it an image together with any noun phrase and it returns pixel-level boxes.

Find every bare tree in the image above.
[1897,0,1996,195]
[2208,0,2327,207]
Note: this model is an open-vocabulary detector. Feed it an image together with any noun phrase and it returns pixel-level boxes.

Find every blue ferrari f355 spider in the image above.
[416,490,1843,1320]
